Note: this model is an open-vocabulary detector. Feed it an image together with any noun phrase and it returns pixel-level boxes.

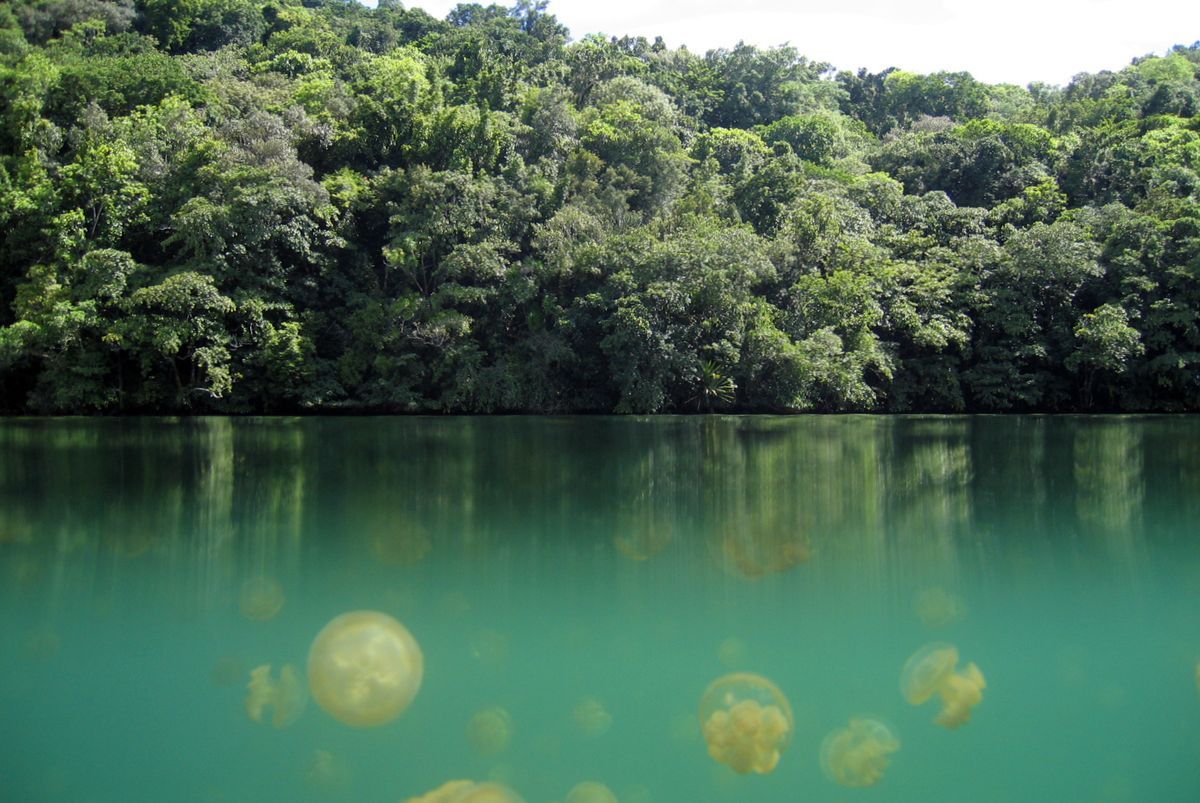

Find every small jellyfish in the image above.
[819,718,900,788]
[565,781,618,803]
[238,577,284,621]
[613,522,672,561]
[900,643,985,729]
[1194,660,1199,696]
[304,749,351,793]
[111,529,158,558]
[369,524,432,566]
[307,610,423,727]
[404,780,524,803]
[717,637,747,669]
[913,588,967,628]
[622,785,653,803]
[469,629,511,670]
[719,531,811,579]
[698,672,793,774]
[245,663,307,728]
[572,696,612,737]
[467,706,514,756]
[210,654,246,687]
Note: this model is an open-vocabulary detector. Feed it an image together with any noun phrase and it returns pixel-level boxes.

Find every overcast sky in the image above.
[362,0,1200,86]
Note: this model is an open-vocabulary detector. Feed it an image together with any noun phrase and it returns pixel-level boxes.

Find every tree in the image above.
[1066,303,1144,408]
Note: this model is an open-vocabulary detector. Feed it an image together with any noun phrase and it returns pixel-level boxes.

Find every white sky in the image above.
[362,0,1200,86]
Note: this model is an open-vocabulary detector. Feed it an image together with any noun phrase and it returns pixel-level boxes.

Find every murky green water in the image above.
[1,416,1198,802]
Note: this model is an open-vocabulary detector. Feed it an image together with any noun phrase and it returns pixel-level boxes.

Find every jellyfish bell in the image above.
[308,610,423,728]
[900,643,986,729]
[245,663,307,728]
[572,697,612,737]
[913,588,967,628]
[698,672,794,775]
[900,643,957,705]
[819,718,900,788]
[468,706,514,756]
[405,780,524,803]
[238,577,285,622]
[565,781,618,803]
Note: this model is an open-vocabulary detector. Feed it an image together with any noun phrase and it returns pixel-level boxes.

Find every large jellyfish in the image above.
[819,718,900,787]
[467,706,514,756]
[238,576,285,621]
[698,672,793,774]
[307,610,423,727]
[900,643,985,729]
[565,781,618,803]
[404,780,524,802]
[572,696,612,737]
[245,663,307,728]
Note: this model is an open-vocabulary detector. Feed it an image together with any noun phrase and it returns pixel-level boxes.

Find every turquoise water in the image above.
[1,416,1198,802]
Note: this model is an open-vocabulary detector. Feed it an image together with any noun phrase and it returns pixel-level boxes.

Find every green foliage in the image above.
[0,3,1197,413]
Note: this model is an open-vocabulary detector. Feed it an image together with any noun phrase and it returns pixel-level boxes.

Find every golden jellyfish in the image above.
[467,706,514,756]
[404,780,524,803]
[819,718,900,788]
[622,785,652,803]
[719,531,811,579]
[238,576,285,621]
[210,654,246,687]
[469,629,511,670]
[572,696,613,737]
[308,610,423,727]
[698,672,793,775]
[717,637,748,669]
[613,522,673,561]
[305,749,351,793]
[245,663,307,728]
[370,524,432,566]
[913,587,967,628]
[565,781,618,803]
[900,643,985,729]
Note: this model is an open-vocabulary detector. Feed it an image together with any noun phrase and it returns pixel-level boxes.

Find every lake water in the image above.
[1,416,1198,802]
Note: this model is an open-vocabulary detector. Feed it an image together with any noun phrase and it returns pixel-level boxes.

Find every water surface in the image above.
[1,416,1198,802]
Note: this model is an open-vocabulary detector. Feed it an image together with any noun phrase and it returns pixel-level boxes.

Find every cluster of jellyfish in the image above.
[234,570,986,798]
[696,639,985,789]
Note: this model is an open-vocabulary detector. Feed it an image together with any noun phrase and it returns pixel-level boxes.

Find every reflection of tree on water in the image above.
[1073,420,1145,574]
[701,418,817,580]
[0,416,1183,620]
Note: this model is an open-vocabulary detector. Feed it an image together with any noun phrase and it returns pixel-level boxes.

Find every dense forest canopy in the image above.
[0,0,1197,413]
